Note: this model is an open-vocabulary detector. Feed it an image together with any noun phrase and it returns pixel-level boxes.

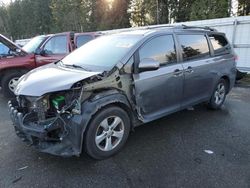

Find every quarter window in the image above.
[209,34,230,55]
[139,35,177,65]
[178,34,210,61]
[43,35,68,54]
[76,35,93,48]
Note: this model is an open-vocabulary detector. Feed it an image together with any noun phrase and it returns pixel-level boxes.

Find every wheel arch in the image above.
[221,75,230,93]
[78,91,136,154]
[0,68,29,86]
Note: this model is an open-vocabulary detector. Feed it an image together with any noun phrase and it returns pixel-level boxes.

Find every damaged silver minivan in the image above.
[8,26,237,159]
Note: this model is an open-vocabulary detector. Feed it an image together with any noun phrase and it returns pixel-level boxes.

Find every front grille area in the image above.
[17,95,49,123]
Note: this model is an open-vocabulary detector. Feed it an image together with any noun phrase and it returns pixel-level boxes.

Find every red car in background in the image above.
[0,32,100,97]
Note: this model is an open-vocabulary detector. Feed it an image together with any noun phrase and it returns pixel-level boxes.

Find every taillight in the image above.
[234,55,238,61]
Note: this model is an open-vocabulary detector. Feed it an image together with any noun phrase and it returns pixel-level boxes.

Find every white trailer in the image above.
[173,16,250,72]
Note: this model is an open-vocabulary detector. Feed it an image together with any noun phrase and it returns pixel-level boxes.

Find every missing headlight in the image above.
[52,96,66,111]
[49,90,82,115]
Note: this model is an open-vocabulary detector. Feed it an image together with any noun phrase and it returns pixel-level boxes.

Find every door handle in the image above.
[173,69,183,77]
[185,66,193,73]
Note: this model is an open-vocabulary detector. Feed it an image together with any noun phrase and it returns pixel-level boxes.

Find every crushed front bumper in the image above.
[8,100,82,157]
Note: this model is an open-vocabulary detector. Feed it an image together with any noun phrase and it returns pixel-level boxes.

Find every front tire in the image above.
[1,71,23,98]
[208,79,227,110]
[84,106,130,160]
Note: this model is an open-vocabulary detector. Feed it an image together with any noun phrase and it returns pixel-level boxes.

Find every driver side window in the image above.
[43,35,68,55]
[139,35,177,65]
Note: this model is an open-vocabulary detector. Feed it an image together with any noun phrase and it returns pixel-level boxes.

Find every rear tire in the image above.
[1,71,23,98]
[207,79,227,110]
[84,106,130,160]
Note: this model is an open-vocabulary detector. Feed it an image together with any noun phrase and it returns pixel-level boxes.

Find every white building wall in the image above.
[174,16,250,72]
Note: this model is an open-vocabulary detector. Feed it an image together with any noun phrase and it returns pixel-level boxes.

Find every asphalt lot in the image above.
[0,87,249,188]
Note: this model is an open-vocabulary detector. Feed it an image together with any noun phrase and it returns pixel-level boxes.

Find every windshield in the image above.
[0,42,9,55]
[22,35,47,53]
[61,35,142,71]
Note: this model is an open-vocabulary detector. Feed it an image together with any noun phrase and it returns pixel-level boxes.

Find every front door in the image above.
[133,34,184,123]
[35,35,69,67]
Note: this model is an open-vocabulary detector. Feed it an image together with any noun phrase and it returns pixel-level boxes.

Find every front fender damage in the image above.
[9,68,139,157]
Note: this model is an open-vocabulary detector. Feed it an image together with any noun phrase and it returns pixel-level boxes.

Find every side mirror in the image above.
[16,48,21,53]
[138,58,160,72]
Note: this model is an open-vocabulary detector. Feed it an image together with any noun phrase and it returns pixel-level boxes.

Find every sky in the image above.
[0,0,11,5]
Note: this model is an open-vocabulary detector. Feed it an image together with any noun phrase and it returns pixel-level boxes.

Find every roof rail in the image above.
[143,24,174,29]
[100,24,175,34]
[180,24,217,31]
[100,24,217,35]
[134,24,217,31]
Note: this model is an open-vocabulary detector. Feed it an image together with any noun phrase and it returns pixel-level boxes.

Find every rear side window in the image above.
[43,35,68,54]
[76,35,93,48]
[178,34,210,61]
[209,34,230,55]
[139,35,177,65]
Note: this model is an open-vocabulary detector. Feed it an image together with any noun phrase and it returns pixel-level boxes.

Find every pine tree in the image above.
[238,0,250,16]
[8,0,23,39]
[170,0,195,22]
[0,5,9,37]
[129,0,156,26]
[51,0,92,32]
[190,0,230,21]
[158,0,170,24]
[108,0,130,29]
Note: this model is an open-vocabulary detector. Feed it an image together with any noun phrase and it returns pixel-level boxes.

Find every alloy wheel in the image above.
[95,116,125,152]
[8,77,19,92]
[214,83,226,105]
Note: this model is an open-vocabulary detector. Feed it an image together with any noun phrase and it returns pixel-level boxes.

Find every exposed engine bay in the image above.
[16,90,80,141]
[8,67,138,156]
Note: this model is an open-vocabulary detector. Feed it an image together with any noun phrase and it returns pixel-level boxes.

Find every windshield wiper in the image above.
[59,61,90,71]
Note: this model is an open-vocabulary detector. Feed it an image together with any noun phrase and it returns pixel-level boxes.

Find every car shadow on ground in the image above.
[24,103,231,163]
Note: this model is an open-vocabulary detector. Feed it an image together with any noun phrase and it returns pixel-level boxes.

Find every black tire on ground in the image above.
[1,71,23,98]
[84,106,131,160]
[236,69,247,81]
[207,78,228,110]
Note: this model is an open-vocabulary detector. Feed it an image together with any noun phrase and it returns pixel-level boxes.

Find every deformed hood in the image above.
[0,34,27,54]
[15,63,101,96]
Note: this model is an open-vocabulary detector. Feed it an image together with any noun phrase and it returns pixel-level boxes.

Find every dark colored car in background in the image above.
[0,32,100,97]
[8,26,236,159]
